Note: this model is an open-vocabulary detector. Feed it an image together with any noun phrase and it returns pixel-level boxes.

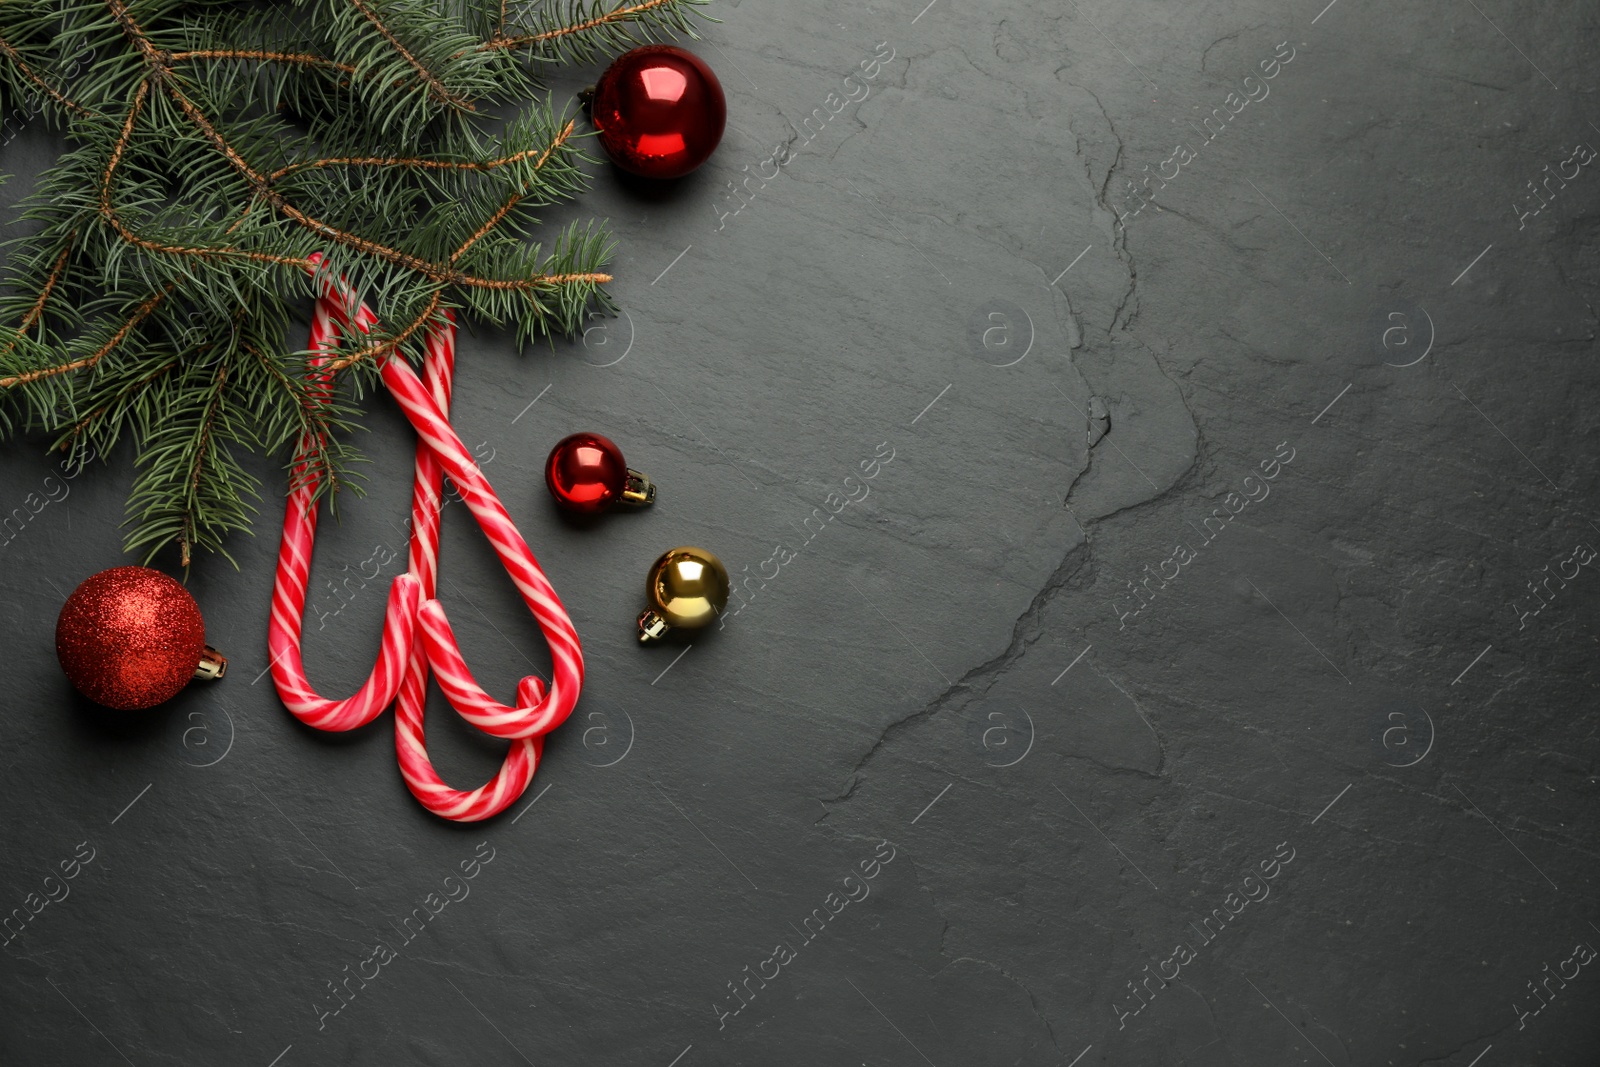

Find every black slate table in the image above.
[3,1,1598,1064]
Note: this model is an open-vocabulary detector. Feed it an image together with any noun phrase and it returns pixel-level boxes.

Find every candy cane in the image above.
[267,298,421,731]
[315,277,584,740]
[269,262,583,821]
[383,308,541,822]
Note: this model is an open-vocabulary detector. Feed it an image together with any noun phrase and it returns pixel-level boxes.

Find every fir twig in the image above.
[0,34,94,116]
[347,0,476,110]
[0,286,173,388]
[267,136,570,180]
[168,50,360,78]
[5,237,74,352]
[480,0,699,57]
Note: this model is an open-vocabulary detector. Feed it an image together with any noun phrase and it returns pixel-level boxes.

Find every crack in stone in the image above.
[1199,29,1244,73]
[910,855,1070,1057]
[938,954,1065,1057]
[824,541,1091,806]
[1062,749,1166,782]
[1084,659,1167,777]
[820,57,1209,846]
[1175,983,1224,1057]
[1063,394,1110,505]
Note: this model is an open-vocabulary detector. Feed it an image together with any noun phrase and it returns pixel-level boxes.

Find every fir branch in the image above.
[480,0,712,62]
[345,0,476,111]
[125,354,256,567]
[0,33,94,116]
[58,352,181,447]
[326,288,443,372]
[4,236,75,353]
[160,86,583,289]
[160,80,452,277]
[105,218,316,271]
[98,78,313,271]
[266,127,572,181]
[168,49,359,78]
[185,362,227,540]
[0,286,171,388]
[450,118,577,261]
[481,0,680,52]
[0,0,709,562]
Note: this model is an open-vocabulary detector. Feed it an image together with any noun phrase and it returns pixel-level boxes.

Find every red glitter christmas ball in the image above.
[55,566,209,710]
[591,45,726,179]
[545,432,631,513]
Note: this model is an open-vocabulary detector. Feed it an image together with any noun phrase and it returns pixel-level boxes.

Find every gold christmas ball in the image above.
[638,546,729,642]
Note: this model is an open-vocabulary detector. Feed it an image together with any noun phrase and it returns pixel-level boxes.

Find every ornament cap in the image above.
[621,468,656,507]
[194,645,228,681]
[638,609,670,642]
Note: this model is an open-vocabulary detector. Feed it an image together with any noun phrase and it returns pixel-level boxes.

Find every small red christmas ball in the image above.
[591,45,726,179]
[545,432,631,513]
[56,566,208,710]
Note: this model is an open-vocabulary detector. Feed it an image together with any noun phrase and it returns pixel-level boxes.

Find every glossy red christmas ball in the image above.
[591,45,726,179]
[55,566,225,710]
[545,432,656,514]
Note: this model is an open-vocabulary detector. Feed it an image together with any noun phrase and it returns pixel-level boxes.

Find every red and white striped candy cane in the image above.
[315,276,584,741]
[328,293,549,819]
[267,297,421,732]
[269,262,583,821]
[385,306,542,822]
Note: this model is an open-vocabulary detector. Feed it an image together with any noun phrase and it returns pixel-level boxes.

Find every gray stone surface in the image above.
[3,0,1599,1064]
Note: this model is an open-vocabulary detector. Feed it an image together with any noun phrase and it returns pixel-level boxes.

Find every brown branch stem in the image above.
[325,289,442,372]
[104,0,165,64]
[167,49,358,76]
[448,120,576,265]
[478,0,676,52]
[2,236,76,359]
[345,0,475,111]
[162,82,584,289]
[99,80,312,271]
[267,117,577,182]
[0,33,94,115]
[0,286,172,388]
[99,77,148,217]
